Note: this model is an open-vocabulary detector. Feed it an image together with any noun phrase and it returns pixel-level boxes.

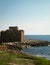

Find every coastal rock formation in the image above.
[22,39,49,47]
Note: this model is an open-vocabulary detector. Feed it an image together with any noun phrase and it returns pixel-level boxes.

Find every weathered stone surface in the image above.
[0,26,24,43]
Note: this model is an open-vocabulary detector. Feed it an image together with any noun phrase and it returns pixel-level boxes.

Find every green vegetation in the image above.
[0,50,50,65]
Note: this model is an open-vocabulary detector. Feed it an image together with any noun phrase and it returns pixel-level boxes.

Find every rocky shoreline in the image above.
[0,39,50,65]
[0,39,50,51]
[20,39,50,47]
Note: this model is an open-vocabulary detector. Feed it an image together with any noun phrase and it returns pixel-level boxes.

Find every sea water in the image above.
[24,35,50,42]
[24,35,50,60]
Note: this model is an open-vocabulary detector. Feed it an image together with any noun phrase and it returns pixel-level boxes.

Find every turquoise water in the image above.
[24,35,50,60]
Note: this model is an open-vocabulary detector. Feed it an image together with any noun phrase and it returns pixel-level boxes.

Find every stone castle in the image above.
[0,26,24,43]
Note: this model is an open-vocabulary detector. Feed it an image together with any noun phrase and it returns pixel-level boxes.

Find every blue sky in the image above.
[0,0,50,35]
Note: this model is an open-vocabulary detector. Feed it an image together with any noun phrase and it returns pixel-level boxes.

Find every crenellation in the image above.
[9,26,18,31]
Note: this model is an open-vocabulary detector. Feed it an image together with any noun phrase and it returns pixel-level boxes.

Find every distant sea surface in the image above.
[24,35,50,60]
[24,35,50,42]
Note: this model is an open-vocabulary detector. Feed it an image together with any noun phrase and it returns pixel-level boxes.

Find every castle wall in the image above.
[0,26,24,42]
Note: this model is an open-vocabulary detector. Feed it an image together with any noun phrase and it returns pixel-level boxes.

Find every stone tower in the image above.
[0,26,24,42]
[19,30,24,42]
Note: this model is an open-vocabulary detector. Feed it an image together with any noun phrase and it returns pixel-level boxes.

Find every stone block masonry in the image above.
[0,26,24,43]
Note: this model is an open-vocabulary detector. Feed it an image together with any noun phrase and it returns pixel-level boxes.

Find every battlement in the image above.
[9,26,18,31]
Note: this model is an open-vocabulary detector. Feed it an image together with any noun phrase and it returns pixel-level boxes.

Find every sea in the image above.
[24,35,50,60]
[24,35,50,42]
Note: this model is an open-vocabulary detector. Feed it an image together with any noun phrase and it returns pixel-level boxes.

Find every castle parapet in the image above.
[9,26,18,31]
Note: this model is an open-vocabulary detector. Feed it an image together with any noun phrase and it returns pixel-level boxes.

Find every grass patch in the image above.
[0,51,50,65]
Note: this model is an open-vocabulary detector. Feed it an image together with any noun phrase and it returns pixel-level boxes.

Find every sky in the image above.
[0,0,50,35]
